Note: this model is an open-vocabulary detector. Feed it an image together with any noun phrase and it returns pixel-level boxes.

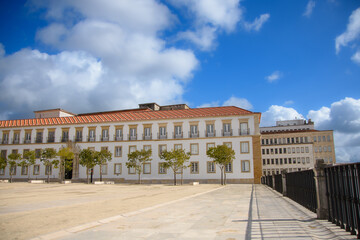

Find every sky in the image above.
[0,0,359,163]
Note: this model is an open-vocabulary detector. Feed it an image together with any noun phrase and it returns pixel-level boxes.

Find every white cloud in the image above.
[260,105,304,127]
[303,0,316,18]
[351,50,360,64]
[243,14,270,32]
[335,7,360,54]
[265,71,282,83]
[284,100,294,105]
[0,0,199,119]
[223,96,253,110]
[177,26,217,51]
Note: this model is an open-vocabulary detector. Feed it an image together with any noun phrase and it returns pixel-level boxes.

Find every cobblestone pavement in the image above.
[33,184,356,240]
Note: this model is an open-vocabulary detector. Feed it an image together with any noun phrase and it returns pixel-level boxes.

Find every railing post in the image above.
[282,170,287,196]
[272,173,276,190]
[314,159,328,219]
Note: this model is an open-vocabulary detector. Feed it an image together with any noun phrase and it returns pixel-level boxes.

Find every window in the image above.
[324,146,327,152]
[114,163,122,174]
[45,165,52,175]
[284,148,287,154]
[48,131,55,143]
[207,161,216,173]
[263,159,266,165]
[240,142,249,153]
[12,149,18,154]
[144,127,151,137]
[158,144,166,156]
[128,167,136,174]
[284,158,287,164]
[101,164,108,175]
[102,129,109,141]
[89,129,95,141]
[129,127,137,140]
[225,162,232,173]
[315,147,318,153]
[297,157,301,164]
[23,149,29,156]
[280,158,283,165]
[36,131,43,143]
[327,135,331,142]
[279,148,282,154]
[174,144,182,150]
[306,157,310,163]
[267,159,270,165]
[25,132,31,143]
[174,125,182,138]
[275,148,278,154]
[319,147,322,153]
[115,128,123,140]
[313,136,317,142]
[293,158,296,164]
[305,147,309,153]
[33,165,40,175]
[101,146,108,151]
[0,167,4,175]
[323,136,326,142]
[35,149,41,158]
[206,124,215,137]
[328,146,332,152]
[275,159,278,165]
[13,132,20,144]
[292,147,295,153]
[159,126,167,138]
[223,123,231,136]
[207,143,215,151]
[266,149,269,154]
[318,136,321,142]
[190,162,199,174]
[115,146,122,157]
[21,166,28,175]
[296,147,300,153]
[144,145,151,151]
[301,147,304,153]
[190,125,198,137]
[262,149,265,155]
[190,143,199,155]
[76,130,83,141]
[159,163,166,174]
[240,122,248,135]
[143,163,151,174]
[10,165,16,175]
[302,157,305,164]
[224,142,232,149]
[62,130,69,142]
[129,146,136,154]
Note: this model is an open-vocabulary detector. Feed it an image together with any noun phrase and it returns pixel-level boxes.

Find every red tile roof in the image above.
[0,106,257,128]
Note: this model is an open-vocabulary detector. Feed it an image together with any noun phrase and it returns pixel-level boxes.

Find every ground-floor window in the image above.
[101,164,108,175]
[0,167,5,175]
[241,160,250,172]
[114,163,122,175]
[33,165,40,175]
[158,163,166,174]
[45,165,52,175]
[190,162,199,174]
[128,167,136,174]
[225,162,232,173]
[207,161,215,173]
[143,163,151,174]
[21,166,28,175]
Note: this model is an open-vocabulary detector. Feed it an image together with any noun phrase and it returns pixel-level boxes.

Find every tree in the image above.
[7,153,21,183]
[20,150,36,181]
[95,149,112,181]
[207,145,235,185]
[126,149,152,184]
[57,147,74,182]
[79,149,96,184]
[160,149,191,185]
[0,156,7,178]
[41,148,59,183]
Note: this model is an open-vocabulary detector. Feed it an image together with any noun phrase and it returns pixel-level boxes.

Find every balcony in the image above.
[128,134,137,141]
[13,139,19,144]
[24,138,31,144]
[74,137,83,142]
[2,139,8,144]
[205,130,216,137]
[189,131,199,138]
[143,133,152,140]
[101,135,109,141]
[88,136,96,142]
[173,132,183,139]
[158,133,167,139]
[239,128,250,136]
[47,137,55,143]
[222,129,233,137]
[114,134,123,141]
[35,137,43,143]
[61,137,69,143]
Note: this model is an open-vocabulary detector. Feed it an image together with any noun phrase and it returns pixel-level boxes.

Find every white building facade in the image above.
[0,103,262,184]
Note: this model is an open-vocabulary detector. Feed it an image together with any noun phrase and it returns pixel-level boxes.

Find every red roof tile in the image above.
[0,106,257,128]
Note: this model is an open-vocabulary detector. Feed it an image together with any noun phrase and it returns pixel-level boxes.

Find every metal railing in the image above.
[274,174,283,193]
[286,169,317,213]
[325,163,360,238]
[222,129,233,137]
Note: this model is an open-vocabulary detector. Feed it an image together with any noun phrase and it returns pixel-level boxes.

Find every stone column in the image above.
[314,159,328,219]
[272,173,276,189]
[281,169,287,196]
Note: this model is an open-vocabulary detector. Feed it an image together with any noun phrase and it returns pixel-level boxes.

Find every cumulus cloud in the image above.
[243,14,270,32]
[351,50,360,64]
[0,0,199,119]
[265,71,282,83]
[177,26,218,51]
[198,96,253,110]
[303,0,316,18]
[260,105,304,127]
[335,7,360,54]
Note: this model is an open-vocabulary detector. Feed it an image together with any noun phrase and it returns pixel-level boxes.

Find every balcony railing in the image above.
[222,129,233,137]
[13,139,20,144]
[101,135,109,141]
[189,131,199,138]
[2,139,8,144]
[173,132,183,139]
[74,136,83,142]
[47,137,55,143]
[128,134,137,141]
[35,138,43,143]
[88,136,96,142]
[239,128,250,136]
[158,133,167,139]
[24,138,31,144]
[61,137,69,142]
[205,130,216,137]
[114,134,123,141]
[143,133,152,140]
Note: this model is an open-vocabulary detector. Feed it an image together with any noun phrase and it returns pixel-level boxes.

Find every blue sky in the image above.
[0,0,359,162]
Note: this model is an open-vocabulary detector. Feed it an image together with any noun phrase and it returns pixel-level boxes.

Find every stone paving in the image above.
[33,184,356,240]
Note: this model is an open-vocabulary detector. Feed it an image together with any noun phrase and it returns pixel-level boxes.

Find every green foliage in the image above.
[95,149,112,181]
[0,156,7,170]
[79,149,97,184]
[7,153,21,182]
[57,147,74,181]
[126,149,152,184]
[160,149,191,185]
[206,145,235,185]
[41,148,59,169]
[19,150,36,180]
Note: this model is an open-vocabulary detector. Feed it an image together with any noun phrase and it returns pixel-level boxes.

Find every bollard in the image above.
[314,159,328,219]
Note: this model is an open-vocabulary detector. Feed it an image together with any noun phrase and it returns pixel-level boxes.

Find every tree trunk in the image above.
[138,172,141,184]
[28,165,30,181]
[224,168,227,185]
[100,164,102,181]
[10,170,12,183]
[220,167,223,185]
[86,167,89,184]
[181,168,183,185]
[173,170,177,185]
[47,171,50,183]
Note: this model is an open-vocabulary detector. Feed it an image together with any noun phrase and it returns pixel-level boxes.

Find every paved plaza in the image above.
[0,183,356,240]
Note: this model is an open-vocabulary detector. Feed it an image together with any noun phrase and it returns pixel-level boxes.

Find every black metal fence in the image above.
[274,174,283,193]
[286,170,317,213]
[325,163,360,239]
[262,175,272,188]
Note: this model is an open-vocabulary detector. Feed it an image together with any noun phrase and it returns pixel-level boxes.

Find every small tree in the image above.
[207,145,235,185]
[79,149,96,184]
[126,149,152,184]
[20,150,36,181]
[0,157,7,178]
[95,149,112,181]
[57,147,74,181]
[7,153,21,183]
[160,149,191,185]
[41,148,59,183]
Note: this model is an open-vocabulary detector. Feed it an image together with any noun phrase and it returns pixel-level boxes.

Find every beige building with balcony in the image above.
[261,119,336,175]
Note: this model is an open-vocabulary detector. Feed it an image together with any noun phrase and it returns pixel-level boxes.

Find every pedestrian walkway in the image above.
[33,184,356,240]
